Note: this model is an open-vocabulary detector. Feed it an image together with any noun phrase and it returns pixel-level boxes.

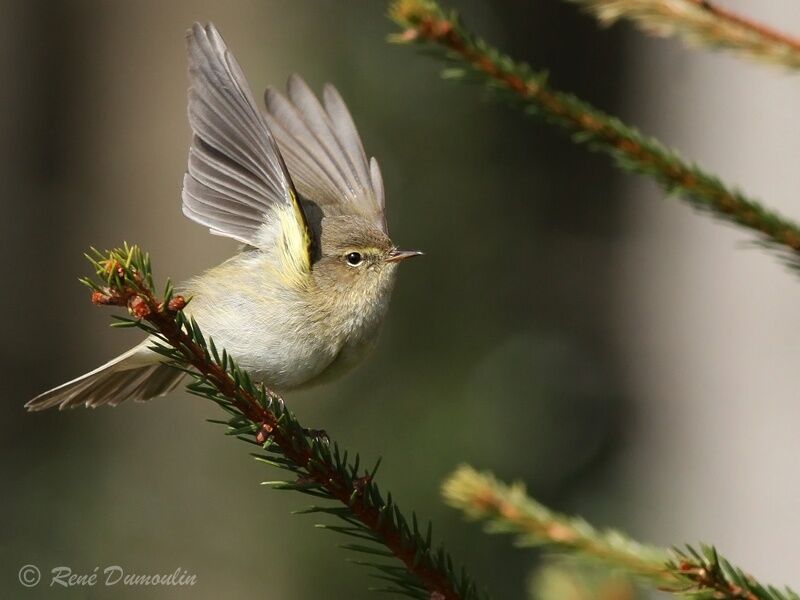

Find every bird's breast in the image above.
[184,269,391,391]
[181,262,320,389]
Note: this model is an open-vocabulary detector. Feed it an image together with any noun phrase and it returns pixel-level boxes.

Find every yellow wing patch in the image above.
[274,190,313,289]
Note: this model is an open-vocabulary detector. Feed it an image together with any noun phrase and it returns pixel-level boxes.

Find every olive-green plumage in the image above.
[27,22,420,411]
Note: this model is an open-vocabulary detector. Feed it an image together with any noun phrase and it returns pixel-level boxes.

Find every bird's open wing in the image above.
[183,23,312,272]
[263,75,387,233]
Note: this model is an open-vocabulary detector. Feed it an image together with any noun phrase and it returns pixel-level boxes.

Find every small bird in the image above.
[27,23,421,411]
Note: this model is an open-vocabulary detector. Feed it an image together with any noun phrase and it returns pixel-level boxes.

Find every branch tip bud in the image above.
[167,296,187,312]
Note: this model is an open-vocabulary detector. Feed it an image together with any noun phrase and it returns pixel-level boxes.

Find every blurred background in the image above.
[2,0,800,597]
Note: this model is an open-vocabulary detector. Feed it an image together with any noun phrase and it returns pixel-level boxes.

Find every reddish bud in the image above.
[92,291,112,305]
[167,295,187,312]
[91,290,125,306]
[430,20,453,38]
[128,296,151,318]
[255,423,274,445]
[398,28,419,42]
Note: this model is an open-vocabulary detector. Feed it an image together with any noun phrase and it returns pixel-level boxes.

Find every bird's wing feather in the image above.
[263,75,387,232]
[183,23,312,273]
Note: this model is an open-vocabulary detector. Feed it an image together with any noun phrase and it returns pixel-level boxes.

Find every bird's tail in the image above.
[26,344,185,411]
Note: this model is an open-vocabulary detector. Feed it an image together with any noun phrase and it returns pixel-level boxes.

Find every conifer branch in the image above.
[389,0,800,272]
[569,0,800,71]
[442,465,671,586]
[443,465,799,600]
[530,563,637,600]
[82,244,488,600]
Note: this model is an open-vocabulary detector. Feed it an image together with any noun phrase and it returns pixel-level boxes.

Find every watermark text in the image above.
[18,564,197,588]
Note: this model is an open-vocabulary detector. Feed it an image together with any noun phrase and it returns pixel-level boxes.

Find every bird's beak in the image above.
[386,249,424,263]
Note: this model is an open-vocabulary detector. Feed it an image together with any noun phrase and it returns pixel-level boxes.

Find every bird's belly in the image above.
[213,325,338,391]
[295,328,381,389]
[183,272,388,392]
[202,314,382,392]
[181,303,331,391]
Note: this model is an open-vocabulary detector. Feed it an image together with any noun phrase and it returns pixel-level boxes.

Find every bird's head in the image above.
[311,215,422,310]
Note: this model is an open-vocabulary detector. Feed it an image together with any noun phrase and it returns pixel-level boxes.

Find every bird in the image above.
[26,22,421,411]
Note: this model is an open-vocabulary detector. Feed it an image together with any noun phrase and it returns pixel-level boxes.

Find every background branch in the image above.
[569,0,800,71]
[530,563,637,600]
[389,0,800,274]
[85,244,488,600]
[443,465,799,600]
[442,465,671,586]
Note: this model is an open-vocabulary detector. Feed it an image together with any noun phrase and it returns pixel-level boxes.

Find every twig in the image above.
[442,465,800,600]
[569,0,800,71]
[84,244,487,600]
[531,563,637,600]
[389,0,800,272]
[442,465,671,585]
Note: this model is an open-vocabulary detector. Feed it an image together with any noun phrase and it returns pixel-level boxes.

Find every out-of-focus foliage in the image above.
[529,563,638,600]
[570,0,800,71]
[0,0,624,598]
[390,0,800,273]
[444,466,800,600]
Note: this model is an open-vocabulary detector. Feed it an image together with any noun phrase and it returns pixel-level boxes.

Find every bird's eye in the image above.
[345,252,363,267]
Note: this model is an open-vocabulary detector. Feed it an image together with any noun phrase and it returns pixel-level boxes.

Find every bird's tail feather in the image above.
[26,345,185,411]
